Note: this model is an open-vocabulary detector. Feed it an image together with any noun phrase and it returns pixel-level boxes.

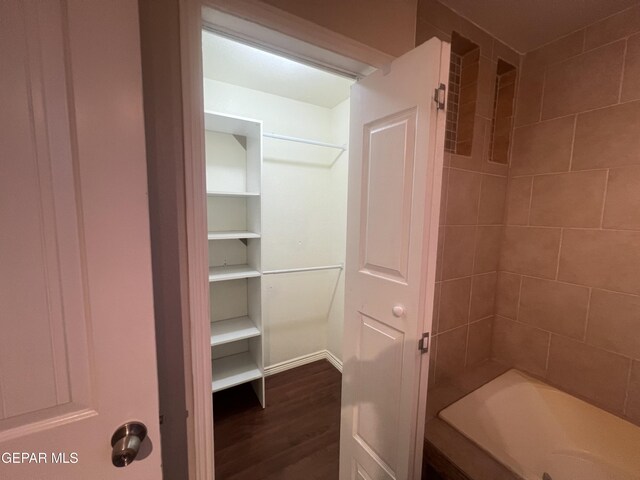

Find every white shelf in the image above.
[211,316,260,346]
[209,265,261,282]
[212,352,262,392]
[207,191,260,197]
[208,231,261,240]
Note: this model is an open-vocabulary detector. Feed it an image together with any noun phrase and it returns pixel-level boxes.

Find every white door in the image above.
[340,37,449,480]
[0,1,161,478]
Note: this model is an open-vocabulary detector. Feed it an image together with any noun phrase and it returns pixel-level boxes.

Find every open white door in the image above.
[340,37,449,480]
[0,1,161,478]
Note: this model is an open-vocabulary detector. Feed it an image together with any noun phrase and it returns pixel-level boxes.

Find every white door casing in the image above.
[340,37,449,480]
[0,1,161,478]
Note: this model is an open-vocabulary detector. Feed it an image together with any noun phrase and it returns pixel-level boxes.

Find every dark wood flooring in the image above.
[213,360,342,480]
[213,359,444,479]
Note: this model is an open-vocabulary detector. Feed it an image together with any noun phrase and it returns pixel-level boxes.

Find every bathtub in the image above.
[439,369,640,480]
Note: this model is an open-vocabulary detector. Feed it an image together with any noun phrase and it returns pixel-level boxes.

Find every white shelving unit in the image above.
[207,191,260,197]
[205,111,265,407]
[208,265,261,282]
[207,231,261,240]
[210,316,260,346]
[211,352,263,392]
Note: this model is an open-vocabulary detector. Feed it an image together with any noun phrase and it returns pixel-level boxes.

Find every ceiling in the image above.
[201,30,354,109]
[438,0,639,53]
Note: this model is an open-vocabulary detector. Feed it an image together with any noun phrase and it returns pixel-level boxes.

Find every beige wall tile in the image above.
[626,361,640,424]
[449,116,488,172]
[495,272,521,319]
[442,226,476,279]
[467,317,493,366]
[542,41,625,119]
[526,30,584,69]
[584,5,640,51]
[519,277,589,339]
[436,227,445,281]
[500,226,561,278]
[514,64,544,127]
[492,38,520,67]
[445,169,482,225]
[573,100,640,170]
[415,20,451,45]
[477,174,507,225]
[432,282,442,334]
[458,17,493,57]
[428,334,438,388]
[474,226,502,274]
[417,0,460,34]
[621,34,640,102]
[603,166,640,230]
[559,229,640,295]
[470,272,497,321]
[505,176,533,225]
[510,116,575,175]
[530,171,607,227]
[439,277,472,332]
[439,167,450,225]
[476,57,497,118]
[547,335,631,413]
[586,289,640,359]
[436,325,468,382]
[469,272,497,322]
[492,316,549,376]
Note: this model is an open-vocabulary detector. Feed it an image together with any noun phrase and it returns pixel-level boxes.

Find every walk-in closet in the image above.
[202,29,353,476]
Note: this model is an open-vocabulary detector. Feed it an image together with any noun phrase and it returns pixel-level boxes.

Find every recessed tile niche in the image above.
[445,32,479,156]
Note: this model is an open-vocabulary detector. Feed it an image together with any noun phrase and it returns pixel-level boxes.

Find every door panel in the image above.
[0,1,161,478]
[353,315,404,471]
[360,109,416,283]
[340,38,449,480]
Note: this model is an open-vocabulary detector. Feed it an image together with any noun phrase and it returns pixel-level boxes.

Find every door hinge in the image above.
[433,83,446,110]
[418,332,430,354]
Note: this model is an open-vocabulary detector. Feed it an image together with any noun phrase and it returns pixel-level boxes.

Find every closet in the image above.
[203,30,353,407]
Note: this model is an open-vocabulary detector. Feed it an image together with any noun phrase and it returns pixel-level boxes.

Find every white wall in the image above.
[326,98,349,360]
[204,78,349,367]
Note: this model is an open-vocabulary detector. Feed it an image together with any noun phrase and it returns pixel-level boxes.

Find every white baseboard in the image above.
[265,349,342,376]
[325,349,343,372]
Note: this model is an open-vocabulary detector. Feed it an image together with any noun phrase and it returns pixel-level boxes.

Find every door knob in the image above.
[111,421,147,467]
[392,305,405,317]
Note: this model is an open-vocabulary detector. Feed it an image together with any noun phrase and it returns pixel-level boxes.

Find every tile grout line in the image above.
[544,332,552,376]
[554,228,564,281]
[513,96,640,131]
[617,38,629,104]
[510,166,610,179]
[623,358,634,416]
[599,169,610,229]
[463,176,484,368]
[538,63,547,123]
[495,313,637,362]
[567,114,578,171]
[499,269,640,299]
[515,275,523,322]
[433,165,451,379]
[526,176,534,225]
[583,287,593,342]
[436,316,494,338]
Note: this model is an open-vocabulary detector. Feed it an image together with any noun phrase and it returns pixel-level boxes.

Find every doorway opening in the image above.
[202,28,355,477]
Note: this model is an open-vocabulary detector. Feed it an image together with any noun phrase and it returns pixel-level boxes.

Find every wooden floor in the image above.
[213,360,342,480]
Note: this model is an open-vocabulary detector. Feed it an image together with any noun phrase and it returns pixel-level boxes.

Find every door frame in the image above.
[177,1,424,478]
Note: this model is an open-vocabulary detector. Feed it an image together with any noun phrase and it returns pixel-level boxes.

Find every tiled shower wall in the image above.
[415,0,519,386]
[494,5,640,425]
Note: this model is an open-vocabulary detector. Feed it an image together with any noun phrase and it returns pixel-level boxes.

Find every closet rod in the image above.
[263,132,346,151]
[262,264,343,275]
